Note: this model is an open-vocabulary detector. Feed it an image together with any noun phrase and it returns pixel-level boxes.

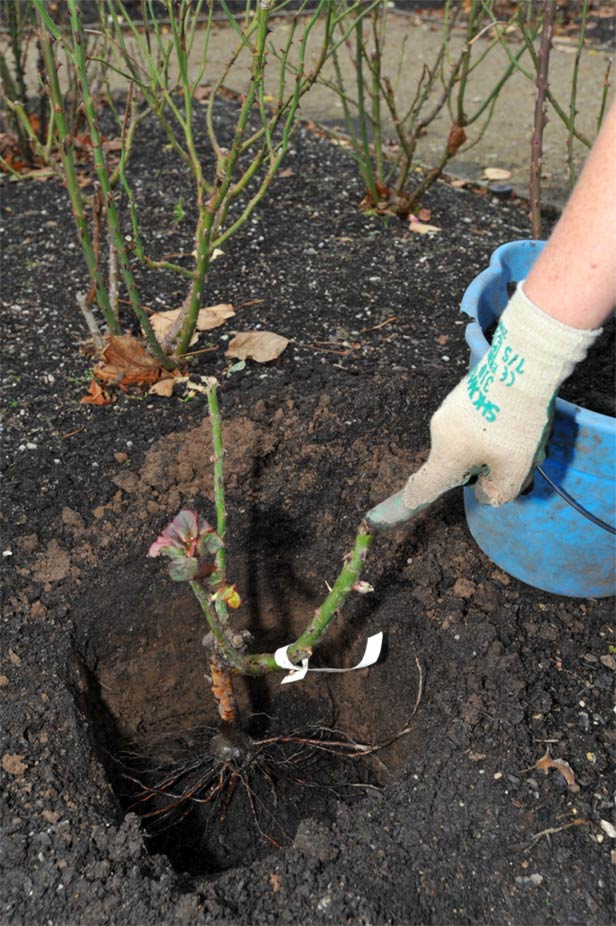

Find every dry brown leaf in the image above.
[417,207,432,222]
[226,331,289,363]
[450,178,469,189]
[483,167,512,181]
[2,753,27,776]
[193,84,212,102]
[408,219,441,234]
[150,304,235,345]
[148,377,177,398]
[198,304,235,330]
[94,336,162,388]
[80,379,113,406]
[534,750,580,792]
[149,309,197,346]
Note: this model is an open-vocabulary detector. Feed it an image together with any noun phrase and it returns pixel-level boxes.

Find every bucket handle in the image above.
[536,465,616,536]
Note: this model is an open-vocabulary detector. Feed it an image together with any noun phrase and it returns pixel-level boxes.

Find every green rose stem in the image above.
[36,9,119,336]
[206,380,228,589]
[65,0,175,370]
[189,382,377,682]
[241,524,374,676]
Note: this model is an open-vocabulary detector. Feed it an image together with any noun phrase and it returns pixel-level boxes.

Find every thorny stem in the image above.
[34,5,118,337]
[66,0,175,370]
[205,379,230,632]
[566,0,588,186]
[529,0,555,239]
[174,2,273,357]
[241,522,375,675]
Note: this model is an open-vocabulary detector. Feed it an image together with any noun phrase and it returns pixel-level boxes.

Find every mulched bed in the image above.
[1,96,615,926]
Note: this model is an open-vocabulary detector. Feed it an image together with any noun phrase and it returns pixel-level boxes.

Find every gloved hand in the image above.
[403,283,601,510]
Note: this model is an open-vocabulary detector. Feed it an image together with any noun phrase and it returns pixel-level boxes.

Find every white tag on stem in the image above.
[274,632,384,685]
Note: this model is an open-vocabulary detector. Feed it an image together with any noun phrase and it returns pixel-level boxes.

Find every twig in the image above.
[412,656,424,716]
[360,316,397,333]
[76,292,104,353]
[529,0,555,238]
[524,818,588,852]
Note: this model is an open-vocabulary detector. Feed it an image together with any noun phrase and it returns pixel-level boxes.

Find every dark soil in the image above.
[1,96,615,926]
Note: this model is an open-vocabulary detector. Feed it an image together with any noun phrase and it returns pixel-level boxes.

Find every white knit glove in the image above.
[404,283,601,509]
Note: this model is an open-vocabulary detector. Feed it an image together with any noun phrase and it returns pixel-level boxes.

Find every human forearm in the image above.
[524,99,616,330]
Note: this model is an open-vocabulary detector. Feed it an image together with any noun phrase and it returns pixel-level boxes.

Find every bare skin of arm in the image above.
[525,98,616,330]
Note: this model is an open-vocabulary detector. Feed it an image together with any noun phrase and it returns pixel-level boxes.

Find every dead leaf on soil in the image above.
[150,304,235,345]
[193,84,212,102]
[83,336,182,400]
[148,376,181,398]
[93,336,164,389]
[226,331,289,363]
[2,753,27,776]
[533,749,580,792]
[417,207,432,222]
[81,379,113,406]
[408,215,441,234]
[483,167,512,182]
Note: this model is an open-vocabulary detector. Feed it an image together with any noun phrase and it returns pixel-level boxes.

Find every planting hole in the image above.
[73,541,418,876]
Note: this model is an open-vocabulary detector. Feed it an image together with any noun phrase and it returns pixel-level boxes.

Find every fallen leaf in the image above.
[197,304,235,330]
[450,178,469,188]
[2,753,27,776]
[80,379,113,406]
[438,334,449,346]
[99,336,160,378]
[417,207,432,222]
[226,331,289,363]
[148,377,177,397]
[468,752,487,762]
[534,750,580,792]
[93,336,171,391]
[599,654,616,671]
[150,304,235,344]
[483,167,512,181]
[279,168,295,178]
[408,220,441,234]
[193,84,212,102]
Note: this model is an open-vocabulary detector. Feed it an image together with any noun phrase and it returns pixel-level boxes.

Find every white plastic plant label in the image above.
[274,632,383,685]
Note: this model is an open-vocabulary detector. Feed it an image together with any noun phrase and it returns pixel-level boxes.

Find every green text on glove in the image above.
[467,321,526,423]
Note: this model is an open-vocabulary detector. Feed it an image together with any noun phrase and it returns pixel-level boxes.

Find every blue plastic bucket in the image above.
[461,240,616,598]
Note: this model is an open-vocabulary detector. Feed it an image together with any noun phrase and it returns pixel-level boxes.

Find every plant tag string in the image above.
[274,632,383,685]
